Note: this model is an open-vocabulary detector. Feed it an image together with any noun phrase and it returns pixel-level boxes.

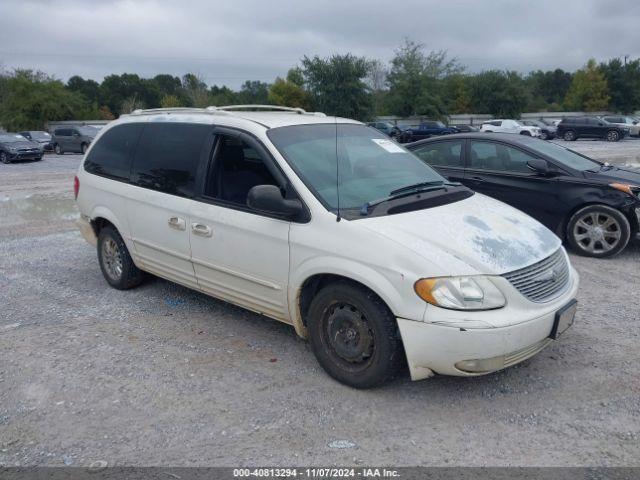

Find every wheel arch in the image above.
[289,263,407,339]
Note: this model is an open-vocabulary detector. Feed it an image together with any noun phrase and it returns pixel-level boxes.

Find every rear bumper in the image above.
[77,215,97,246]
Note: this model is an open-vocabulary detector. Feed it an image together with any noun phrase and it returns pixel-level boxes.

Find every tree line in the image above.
[1,39,639,131]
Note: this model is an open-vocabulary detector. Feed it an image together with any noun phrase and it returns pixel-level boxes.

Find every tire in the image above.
[540,132,549,140]
[81,143,88,154]
[307,281,404,388]
[54,144,63,155]
[0,151,10,164]
[520,131,532,136]
[566,205,631,258]
[606,130,620,142]
[97,225,145,289]
[563,130,577,141]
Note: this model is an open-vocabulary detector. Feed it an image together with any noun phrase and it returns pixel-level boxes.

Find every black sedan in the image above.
[0,133,44,164]
[406,133,640,258]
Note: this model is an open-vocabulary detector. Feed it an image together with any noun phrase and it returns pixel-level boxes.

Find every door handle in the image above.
[167,216,186,231]
[191,223,212,237]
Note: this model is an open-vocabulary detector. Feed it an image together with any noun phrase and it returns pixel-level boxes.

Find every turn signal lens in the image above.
[414,276,506,311]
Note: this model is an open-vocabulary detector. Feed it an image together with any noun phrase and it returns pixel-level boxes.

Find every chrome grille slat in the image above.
[503,249,570,303]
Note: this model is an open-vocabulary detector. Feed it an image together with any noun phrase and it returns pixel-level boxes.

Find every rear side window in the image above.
[84,124,143,181]
[469,141,535,174]
[412,140,464,168]
[131,123,211,198]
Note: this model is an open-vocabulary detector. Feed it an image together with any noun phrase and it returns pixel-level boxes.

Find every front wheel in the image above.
[307,282,404,388]
[54,144,63,155]
[520,131,531,136]
[606,130,620,142]
[97,226,145,289]
[563,130,577,141]
[540,132,549,140]
[0,151,10,164]
[81,143,88,154]
[566,205,631,258]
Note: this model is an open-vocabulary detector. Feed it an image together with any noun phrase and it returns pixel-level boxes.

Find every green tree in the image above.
[442,74,471,114]
[563,59,610,111]
[268,77,310,109]
[300,53,373,120]
[182,73,209,107]
[238,80,270,104]
[386,39,462,118]
[599,57,640,113]
[526,69,573,107]
[66,75,101,104]
[160,94,184,108]
[470,70,529,117]
[0,69,88,130]
[99,73,160,115]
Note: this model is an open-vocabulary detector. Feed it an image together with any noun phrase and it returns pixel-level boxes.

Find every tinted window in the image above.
[204,135,278,206]
[131,123,211,197]
[529,141,600,171]
[413,140,464,168]
[470,141,536,173]
[84,124,143,181]
[55,129,68,136]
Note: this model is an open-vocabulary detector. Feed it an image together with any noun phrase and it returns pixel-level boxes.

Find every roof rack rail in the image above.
[129,107,230,116]
[212,104,308,114]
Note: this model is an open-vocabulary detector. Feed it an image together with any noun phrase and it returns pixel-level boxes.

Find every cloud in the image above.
[0,0,638,87]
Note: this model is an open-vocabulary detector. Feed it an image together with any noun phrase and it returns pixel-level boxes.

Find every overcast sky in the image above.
[1,0,639,88]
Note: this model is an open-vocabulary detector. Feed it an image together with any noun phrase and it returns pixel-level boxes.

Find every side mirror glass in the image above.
[527,159,550,175]
[247,185,303,219]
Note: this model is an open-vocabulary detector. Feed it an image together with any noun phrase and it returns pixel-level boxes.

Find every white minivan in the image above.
[75,106,579,388]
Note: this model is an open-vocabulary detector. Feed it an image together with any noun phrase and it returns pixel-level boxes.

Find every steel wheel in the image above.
[572,211,622,255]
[101,237,123,281]
[564,130,576,141]
[606,130,619,142]
[324,304,375,367]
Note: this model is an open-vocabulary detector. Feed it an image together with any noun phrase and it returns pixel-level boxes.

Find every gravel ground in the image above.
[0,150,639,468]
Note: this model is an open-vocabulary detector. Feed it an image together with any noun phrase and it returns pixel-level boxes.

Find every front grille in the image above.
[503,248,570,302]
[504,338,553,368]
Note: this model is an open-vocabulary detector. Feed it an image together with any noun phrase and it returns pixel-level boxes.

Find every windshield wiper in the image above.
[360,183,460,216]
[389,180,445,196]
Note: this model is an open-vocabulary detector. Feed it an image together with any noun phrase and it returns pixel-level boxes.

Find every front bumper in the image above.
[398,267,580,380]
[7,151,43,161]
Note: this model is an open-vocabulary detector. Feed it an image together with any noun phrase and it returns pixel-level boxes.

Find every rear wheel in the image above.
[81,143,88,154]
[54,144,63,155]
[520,130,532,136]
[540,131,549,140]
[606,130,620,142]
[97,226,145,289]
[0,151,10,164]
[566,205,630,258]
[563,130,577,141]
[307,281,404,388]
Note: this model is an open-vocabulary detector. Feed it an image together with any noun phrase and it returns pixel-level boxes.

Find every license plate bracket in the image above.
[549,299,577,339]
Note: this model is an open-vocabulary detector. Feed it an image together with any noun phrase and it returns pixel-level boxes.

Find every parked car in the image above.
[601,115,640,137]
[0,133,44,164]
[18,130,53,151]
[451,124,479,133]
[75,106,579,388]
[398,120,458,143]
[556,116,629,142]
[407,132,640,258]
[521,120,557,140]
[366,121,401,138]
[480,119,541,137]
[52,126,98,154]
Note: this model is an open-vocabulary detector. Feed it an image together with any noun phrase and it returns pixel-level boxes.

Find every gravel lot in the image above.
[1,144,639,467]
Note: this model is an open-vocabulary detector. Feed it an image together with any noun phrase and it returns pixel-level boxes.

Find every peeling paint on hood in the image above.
[359,193,561,275]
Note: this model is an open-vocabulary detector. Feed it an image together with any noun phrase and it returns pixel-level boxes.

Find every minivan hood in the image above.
[359,193,561,276]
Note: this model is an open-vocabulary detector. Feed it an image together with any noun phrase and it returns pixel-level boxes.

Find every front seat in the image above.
[220,145,264,205]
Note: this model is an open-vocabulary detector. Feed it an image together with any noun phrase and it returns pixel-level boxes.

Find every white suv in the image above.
[75,105,579,388]
[480,119,542,137]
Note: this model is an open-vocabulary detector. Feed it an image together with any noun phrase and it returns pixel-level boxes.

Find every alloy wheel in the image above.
[606,131,619,142]
[101,237,123,281]
[572,211,622,255]
[0,152,9,164]
[564,131,575,141]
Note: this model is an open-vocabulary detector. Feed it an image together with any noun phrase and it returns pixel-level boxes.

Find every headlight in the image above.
[610,183,640,198]
[414,276,506,310]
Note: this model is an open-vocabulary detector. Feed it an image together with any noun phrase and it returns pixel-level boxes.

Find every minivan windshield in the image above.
[268,123,449,212]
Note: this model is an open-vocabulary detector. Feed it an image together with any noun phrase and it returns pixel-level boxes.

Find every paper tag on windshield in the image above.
[371,138,405,153]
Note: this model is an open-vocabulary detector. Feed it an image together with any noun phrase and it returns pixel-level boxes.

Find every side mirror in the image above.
[527,159,550,175]
[247,185,303,218]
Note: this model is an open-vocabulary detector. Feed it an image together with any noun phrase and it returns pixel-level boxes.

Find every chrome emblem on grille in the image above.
[532,267,561,284]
